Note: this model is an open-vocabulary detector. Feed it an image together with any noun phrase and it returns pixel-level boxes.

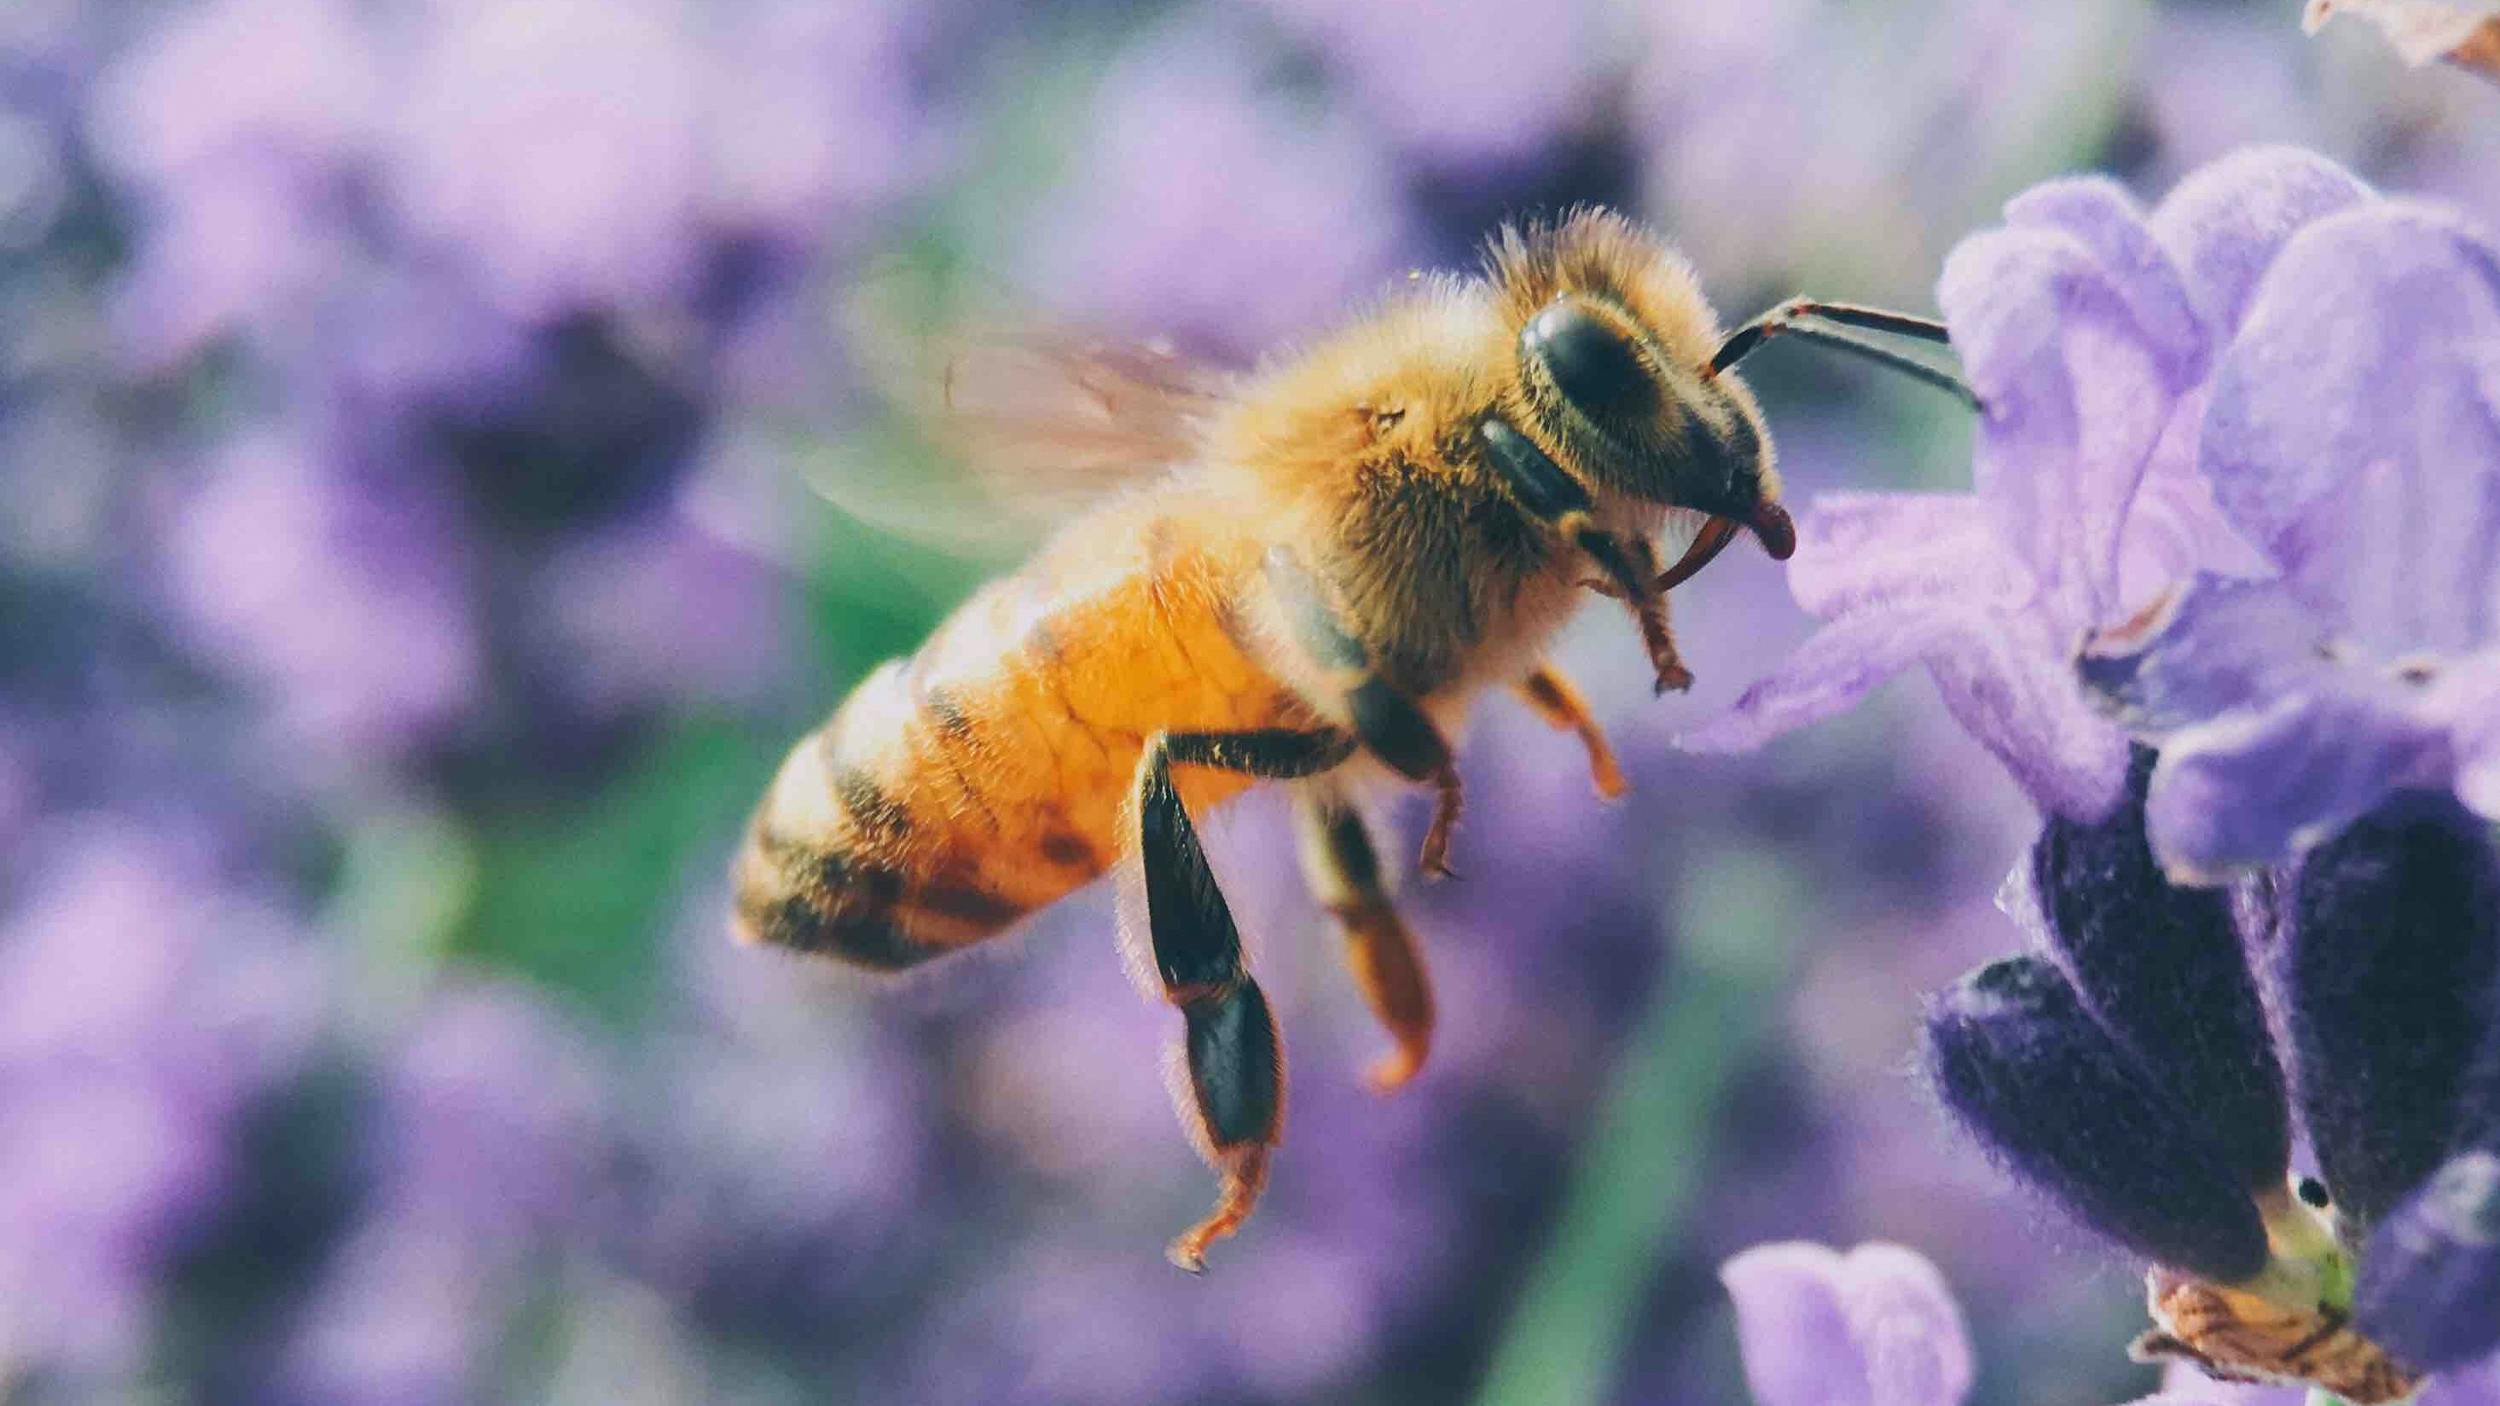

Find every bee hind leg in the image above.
[1295,792,1434,1093]
[1130,728,1353,1272]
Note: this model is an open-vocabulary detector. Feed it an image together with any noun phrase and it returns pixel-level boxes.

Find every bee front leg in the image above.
[1576,530,1691,694]
[1516,663,1628,799]
[1129,728,1353,1272]
[1478,418,1692,693]
[1295,792,1434,1092]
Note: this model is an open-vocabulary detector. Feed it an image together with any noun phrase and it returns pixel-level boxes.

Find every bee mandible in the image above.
[732,209,1970,1270]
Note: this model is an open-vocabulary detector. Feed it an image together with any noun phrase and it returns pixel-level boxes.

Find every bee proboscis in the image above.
[732,209,1966,1269]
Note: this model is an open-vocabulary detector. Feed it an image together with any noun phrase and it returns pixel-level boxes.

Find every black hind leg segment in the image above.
[1130,727,1351,1271]
[1295,793,1435,1092]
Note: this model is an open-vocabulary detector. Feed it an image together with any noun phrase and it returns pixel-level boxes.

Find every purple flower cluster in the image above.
[77,0,936,780]
[1696,143,2500,1402]
[0,819,320,1383]
[279,986,608,1405]
[1688,146,2500,881]
[1908,755,2500,1397]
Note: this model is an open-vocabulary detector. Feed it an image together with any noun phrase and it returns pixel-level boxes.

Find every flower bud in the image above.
[2033,747,2290,1194]
[2287,791,2500,1226]
[1924,956,2268,1282]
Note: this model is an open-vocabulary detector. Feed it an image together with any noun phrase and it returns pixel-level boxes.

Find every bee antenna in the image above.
[1710,298,1982,413]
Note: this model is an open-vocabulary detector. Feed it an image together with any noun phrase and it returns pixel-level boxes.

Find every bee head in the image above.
[1493,211,1793,567]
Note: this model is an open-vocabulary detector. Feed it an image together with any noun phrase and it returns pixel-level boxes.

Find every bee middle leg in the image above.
[1294,791,1434,1092]
[1516,662,1628,799]
[1264,546,1467,877]
[1130,727,1353,1272]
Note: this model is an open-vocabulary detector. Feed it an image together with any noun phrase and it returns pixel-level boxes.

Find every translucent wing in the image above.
[811,269,1237,557]
[930,334,1229,516]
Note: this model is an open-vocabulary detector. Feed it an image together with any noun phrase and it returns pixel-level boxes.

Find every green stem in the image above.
[1471,850,1802,1406]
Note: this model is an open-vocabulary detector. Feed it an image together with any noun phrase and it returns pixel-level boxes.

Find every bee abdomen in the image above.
[730,663,1046,971]
[731,822,949,970]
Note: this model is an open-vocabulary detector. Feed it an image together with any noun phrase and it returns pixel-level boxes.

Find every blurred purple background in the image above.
[2,1,2494,1401]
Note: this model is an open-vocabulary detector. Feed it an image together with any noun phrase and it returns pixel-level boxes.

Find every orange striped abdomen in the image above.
[732,512,1316,969]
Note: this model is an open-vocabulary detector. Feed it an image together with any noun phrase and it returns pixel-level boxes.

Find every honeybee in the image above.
[732,209,1965,1270]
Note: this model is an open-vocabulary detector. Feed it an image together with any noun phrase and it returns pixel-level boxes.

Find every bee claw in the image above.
[1654,663,1694,694]
[1168,1147,1267,1275]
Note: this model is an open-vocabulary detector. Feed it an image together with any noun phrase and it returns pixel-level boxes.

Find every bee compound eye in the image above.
[1522,299,1658,423]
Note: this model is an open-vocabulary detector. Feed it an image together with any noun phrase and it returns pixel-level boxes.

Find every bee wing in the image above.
[812,309,1236,558]
[932,334,1231,515]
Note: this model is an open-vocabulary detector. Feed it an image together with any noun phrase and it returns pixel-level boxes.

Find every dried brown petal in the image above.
[2305,0,2500,84]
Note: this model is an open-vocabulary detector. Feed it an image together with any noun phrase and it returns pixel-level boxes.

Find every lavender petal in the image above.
[2355,1150,2500,1372]
[1832,1243,1976,1406]
[1721,1242,1874,1406]
[2145,685,2451,880]
[2144,144,2374,339]
[2003,177,2206,388]
[2200,204,2500,654]
[2079,577,2335,735]
[1680,602,2130,821]
[1784,492,2026,620]
[1939,222,2179,630]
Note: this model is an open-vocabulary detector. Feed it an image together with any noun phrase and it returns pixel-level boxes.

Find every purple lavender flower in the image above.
[154,426,484,767]
[280,982,608,1404]
[1683,145,2500,882]
[1245,0,1603,173]
[1630,0,2141,298]
[0,817,320,1380]
[1719,1240,1974,1406]
[86,0,381,368]
[2080,193,2500,878]
[1919,761,2500,1396]
[522,486,789,724]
